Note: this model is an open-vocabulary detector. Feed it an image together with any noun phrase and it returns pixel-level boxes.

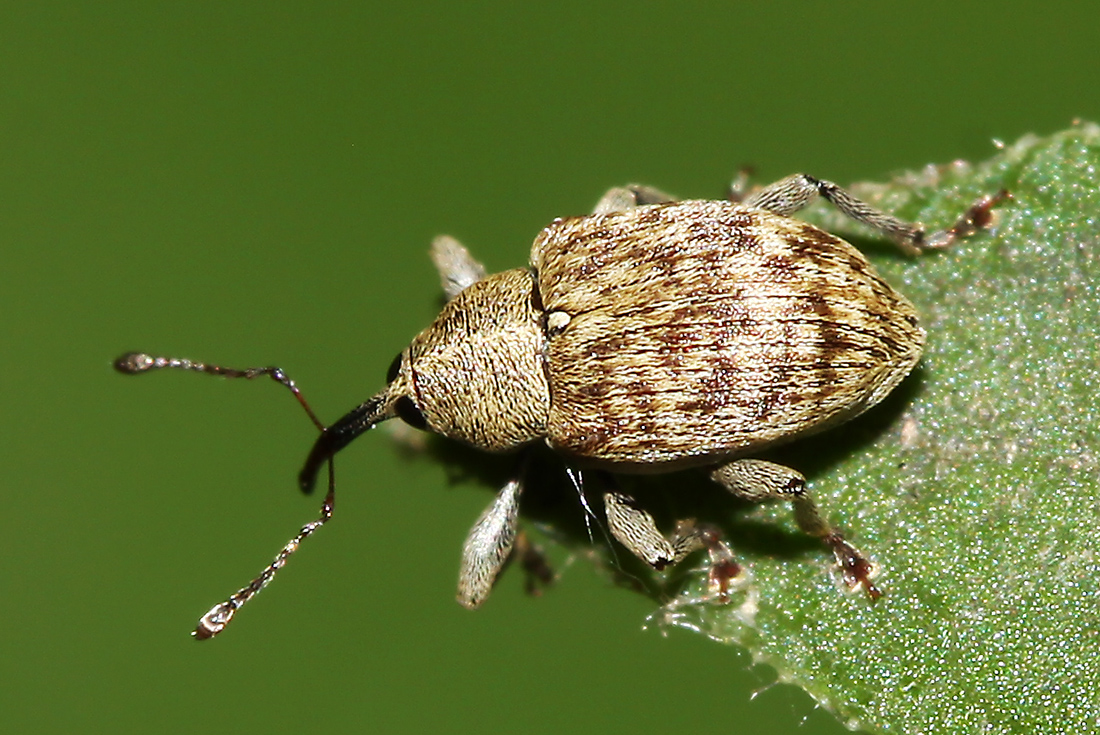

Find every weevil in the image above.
[115,174,1005,639]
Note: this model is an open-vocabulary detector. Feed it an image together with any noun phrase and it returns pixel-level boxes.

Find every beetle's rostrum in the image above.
[116,174,1007,639]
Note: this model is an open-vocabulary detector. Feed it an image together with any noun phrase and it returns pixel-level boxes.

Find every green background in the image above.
[2,3,1096,734]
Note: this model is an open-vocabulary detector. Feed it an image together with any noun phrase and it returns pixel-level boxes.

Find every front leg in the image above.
[710,458,881,598]
[456,464,554,608]
[457,476,523,609]
[592,184,678,215]
[430,234,487,301]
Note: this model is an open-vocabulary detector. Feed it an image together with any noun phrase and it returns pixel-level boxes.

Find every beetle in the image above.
[115,173,1004,639]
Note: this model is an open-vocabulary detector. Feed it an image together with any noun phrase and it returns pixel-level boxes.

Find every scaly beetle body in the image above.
[117,174,1004,638]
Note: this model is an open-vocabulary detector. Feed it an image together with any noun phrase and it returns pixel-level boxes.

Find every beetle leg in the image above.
[710,458,881,599]
[725,165,755,202]
[603,491,741,599]
[430,234,487,301]
[592,184,678,215]
[457,476,523,609]
[744,173,1004,255]
[513,529,554,598]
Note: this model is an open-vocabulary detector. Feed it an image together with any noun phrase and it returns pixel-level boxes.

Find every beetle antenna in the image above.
[114,352,325,430]
[113,351,335,640]
[193,462,336,639]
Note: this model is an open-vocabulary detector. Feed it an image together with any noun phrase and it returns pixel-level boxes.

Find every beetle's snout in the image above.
[298,391,392,494]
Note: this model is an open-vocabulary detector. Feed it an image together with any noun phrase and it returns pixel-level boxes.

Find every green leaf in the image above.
[631,123,1100,733]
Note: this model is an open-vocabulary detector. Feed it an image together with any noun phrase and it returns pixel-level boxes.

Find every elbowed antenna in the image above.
[113,352,326,431]
[113,351,335,639]
[299,391,394,494]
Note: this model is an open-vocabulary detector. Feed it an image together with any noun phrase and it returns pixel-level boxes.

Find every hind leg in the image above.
[710,458,881,598]
[744,173,1007,254]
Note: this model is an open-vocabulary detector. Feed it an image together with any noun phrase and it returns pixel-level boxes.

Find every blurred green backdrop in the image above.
[2,3,1097,733]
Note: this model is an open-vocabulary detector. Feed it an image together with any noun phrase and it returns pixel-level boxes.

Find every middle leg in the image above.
[603,490,741,599]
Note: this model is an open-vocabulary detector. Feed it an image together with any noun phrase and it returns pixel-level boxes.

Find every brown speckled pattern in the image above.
[531,200,923,469]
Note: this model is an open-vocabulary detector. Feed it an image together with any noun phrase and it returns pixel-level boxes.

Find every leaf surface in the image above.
[638,123,1100,734]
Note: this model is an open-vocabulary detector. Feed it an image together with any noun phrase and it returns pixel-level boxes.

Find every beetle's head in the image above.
[299,268,550,493]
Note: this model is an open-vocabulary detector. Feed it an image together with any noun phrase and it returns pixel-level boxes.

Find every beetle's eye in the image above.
[394,395,428,430]
[386,353,402,383]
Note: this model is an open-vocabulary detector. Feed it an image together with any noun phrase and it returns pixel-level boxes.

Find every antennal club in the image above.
[114,351,334,639]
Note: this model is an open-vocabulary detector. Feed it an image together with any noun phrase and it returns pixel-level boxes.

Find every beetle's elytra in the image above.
[116,174,1005,639]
